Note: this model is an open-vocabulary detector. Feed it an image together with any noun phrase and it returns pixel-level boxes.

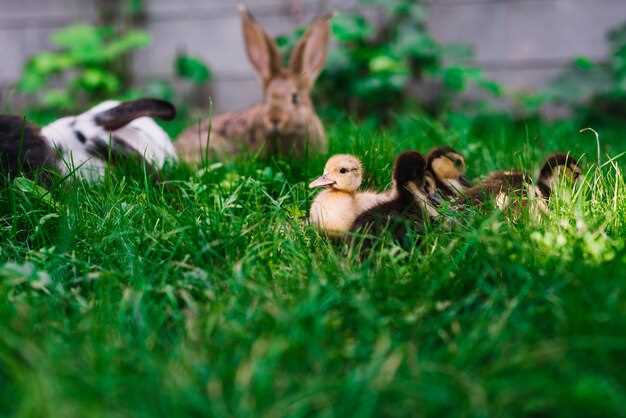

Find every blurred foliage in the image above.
[18,24,211,136]
[175,54,212,84]
[14,5,626,131]
[277,0,501,122]
[18,25,150,116]
[522,21,626,121]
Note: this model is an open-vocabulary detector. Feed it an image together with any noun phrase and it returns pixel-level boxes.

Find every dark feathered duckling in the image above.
[351,151,438,241]
[0,115,58,184]
[463,153,582,211]
[425,146,471,199]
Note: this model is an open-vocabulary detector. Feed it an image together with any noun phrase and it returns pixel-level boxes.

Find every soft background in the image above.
[1,0,626,112]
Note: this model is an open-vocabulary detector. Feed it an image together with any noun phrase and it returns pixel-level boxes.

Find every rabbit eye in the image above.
[292,93,299,106]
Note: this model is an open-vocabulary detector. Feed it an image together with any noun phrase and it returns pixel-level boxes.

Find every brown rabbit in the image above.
[176,6,331,162]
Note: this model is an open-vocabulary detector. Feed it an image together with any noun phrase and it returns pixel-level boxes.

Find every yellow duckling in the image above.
[309,154,385,237]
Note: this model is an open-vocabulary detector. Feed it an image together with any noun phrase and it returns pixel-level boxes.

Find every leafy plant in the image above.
[524,21,626,120]
[175,53,212,85]
[277,0,501,121]
[19,25,150,118]
[17,23,212,137]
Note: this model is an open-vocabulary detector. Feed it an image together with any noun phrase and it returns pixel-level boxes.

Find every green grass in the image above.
[1,113,625,418]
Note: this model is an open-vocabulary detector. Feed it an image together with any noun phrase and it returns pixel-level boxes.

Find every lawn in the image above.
[1,113,625,418]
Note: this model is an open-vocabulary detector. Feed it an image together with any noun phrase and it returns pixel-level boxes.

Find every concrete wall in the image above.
[428,0,626,91]
[1,0,625,112]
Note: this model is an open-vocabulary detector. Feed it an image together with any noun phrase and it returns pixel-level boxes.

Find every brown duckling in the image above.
[535,153,582,200]
[426,146,472,199]
[464,153,582,211]
[309,154,387,237]
[464,170,532,209]
[351,151,438,241]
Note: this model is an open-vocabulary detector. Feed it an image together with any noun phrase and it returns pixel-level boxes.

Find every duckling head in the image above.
[394,150,431,199]
[426,146,469,185]
[537,153,582,194]
[391,151,441,217]
[309,154,363,192]
[392,151,427,186]
[424,172,442,205]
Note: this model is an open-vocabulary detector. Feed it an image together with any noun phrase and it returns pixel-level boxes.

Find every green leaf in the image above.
[42,89,72,109]
[441,67,467,91]
[332,14,373,42]
[395,30,439,59]
[369,56,406,73]
[477,79,503,97]
[574,56,595,71]
[275,34,290,49]
[51,25,104,51]
[175,54,212,84]
[26,52,74,77]
[18,71,46,93]
[104,30,151,59]
[78,69,121,93]
[128,0,145,15]
[354,73,407,97]
[517,92,550,111]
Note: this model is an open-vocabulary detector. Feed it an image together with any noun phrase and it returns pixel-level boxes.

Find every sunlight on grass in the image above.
[0,116,625,417]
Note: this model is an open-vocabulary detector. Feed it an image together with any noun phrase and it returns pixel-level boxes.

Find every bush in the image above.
[278,0,501,122]
[524,21,626,122]
[17,23,211,137]
[18,25,150,121]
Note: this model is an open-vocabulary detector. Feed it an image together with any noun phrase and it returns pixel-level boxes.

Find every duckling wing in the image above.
[355,190,393,212]
[351,194,424,244]
[464,171,531,204]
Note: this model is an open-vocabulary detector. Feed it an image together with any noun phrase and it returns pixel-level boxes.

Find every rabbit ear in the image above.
[94,99,176,131]
[289,13,332,88]
[239,4,283,83]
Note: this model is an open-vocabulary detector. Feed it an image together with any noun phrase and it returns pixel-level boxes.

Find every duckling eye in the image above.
[339,168,349,174]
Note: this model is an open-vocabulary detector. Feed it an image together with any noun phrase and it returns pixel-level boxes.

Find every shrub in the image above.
[524,21,626,121]
[18,25,150,121]
[277,0,501,122]
[17,23,211,137]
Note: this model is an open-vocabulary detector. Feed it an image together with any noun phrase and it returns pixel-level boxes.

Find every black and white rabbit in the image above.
[0,98,176,182]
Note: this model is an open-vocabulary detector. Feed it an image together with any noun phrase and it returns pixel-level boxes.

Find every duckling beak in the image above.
[309,175,336,189]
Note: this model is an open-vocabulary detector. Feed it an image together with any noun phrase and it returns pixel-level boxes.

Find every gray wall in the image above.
[1,0,625,113]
